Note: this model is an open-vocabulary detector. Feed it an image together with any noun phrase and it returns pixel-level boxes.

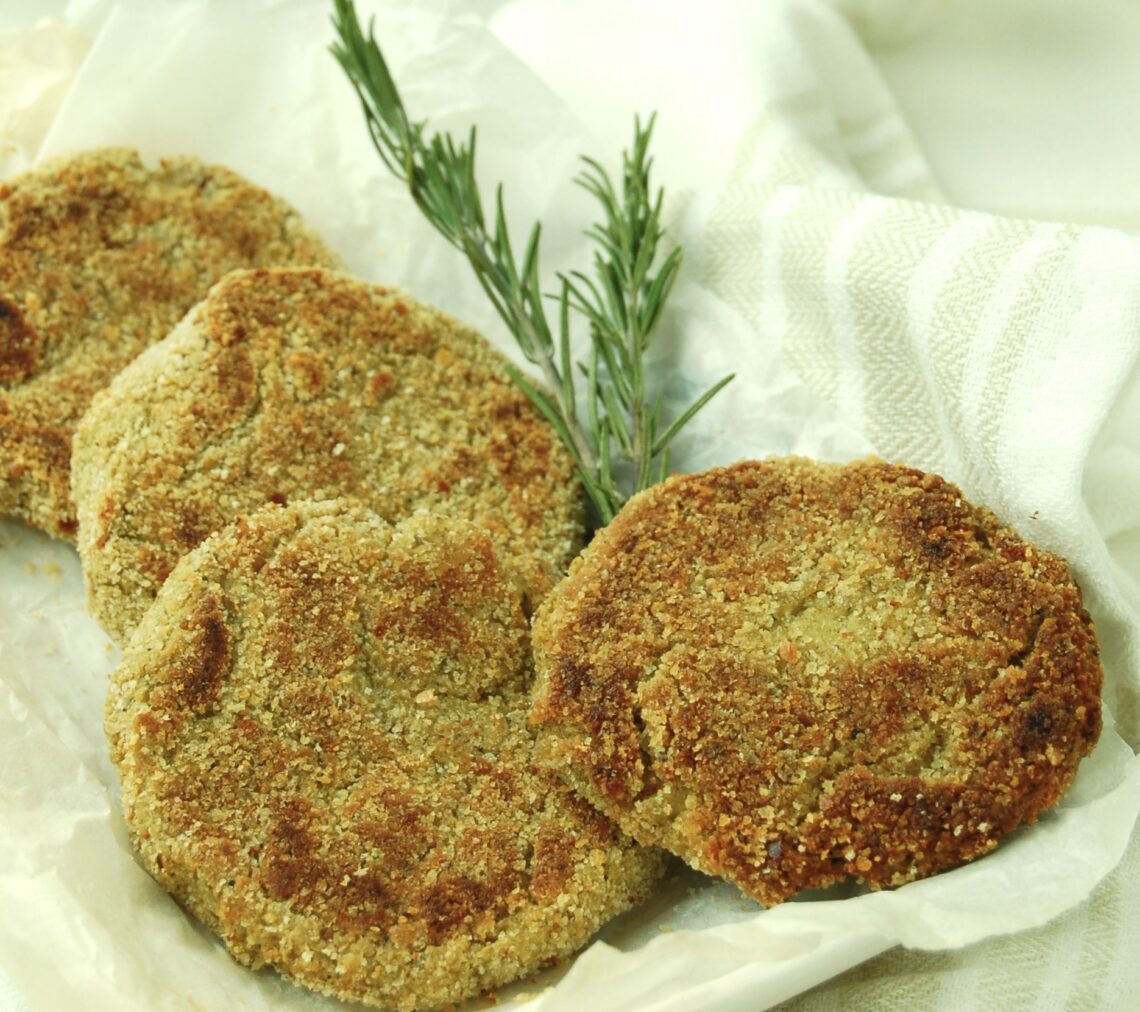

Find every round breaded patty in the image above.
[0,148,337,537]
[73,266,584,643]
[530,457,1103,906]
[105,500,660,1010]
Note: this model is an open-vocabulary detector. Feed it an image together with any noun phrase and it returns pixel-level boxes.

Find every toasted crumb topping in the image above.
[72,266,585,643]
[0,148,339,537]
[530,457,1103,905]
[105,500,660,1010]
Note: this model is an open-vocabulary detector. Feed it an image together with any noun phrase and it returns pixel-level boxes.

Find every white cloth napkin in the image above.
[2,1,1139,1010]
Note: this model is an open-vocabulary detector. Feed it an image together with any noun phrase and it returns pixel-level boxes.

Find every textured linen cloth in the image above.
[2,1,1139,1009]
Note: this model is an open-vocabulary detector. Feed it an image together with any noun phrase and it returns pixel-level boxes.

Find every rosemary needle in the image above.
[330,0,733,528]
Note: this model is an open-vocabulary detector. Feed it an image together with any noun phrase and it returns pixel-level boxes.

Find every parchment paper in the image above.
[2,2,1139,1010]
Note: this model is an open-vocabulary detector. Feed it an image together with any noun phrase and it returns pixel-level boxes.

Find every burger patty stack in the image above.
[0,149,1104,1010]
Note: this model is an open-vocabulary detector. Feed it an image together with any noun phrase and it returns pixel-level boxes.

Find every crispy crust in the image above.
[105,500,661,1010]
[73,266,585,643]
[530,457,1103,905]
[0,148,338,536]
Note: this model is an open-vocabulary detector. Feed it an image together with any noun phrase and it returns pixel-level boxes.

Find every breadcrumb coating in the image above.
[530,457,1103,905]
[0,148,338,536]
[105,500,661,1010]
[73,266,585,643]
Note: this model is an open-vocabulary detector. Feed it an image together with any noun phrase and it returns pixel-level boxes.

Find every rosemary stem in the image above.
[330,0,732,527]
[461,239,599,475]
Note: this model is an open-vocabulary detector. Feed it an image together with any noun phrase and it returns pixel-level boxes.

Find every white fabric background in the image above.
[2,0,1140,1008]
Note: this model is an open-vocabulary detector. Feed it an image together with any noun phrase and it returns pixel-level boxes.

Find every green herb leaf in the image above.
[331,0,732,529]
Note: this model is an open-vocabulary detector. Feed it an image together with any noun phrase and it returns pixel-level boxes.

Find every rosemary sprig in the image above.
[330,0,732,526]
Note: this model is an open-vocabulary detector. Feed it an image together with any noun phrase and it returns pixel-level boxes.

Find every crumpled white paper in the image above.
[2,1,1139,1010]
[0,14,88,178]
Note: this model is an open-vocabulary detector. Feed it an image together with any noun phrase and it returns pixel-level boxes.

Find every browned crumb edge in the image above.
[1,146,338,538]
[530,457,1103,906]
[72,265,584,645]
[106,501,659,1009]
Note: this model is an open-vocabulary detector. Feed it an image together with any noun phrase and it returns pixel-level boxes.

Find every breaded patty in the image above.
[105,500,661,1010]
[0,148,337,537]
[73,266,585,643]
[530,457,1103,906]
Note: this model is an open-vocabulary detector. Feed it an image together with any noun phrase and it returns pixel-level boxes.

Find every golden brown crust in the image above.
[529,457,1103,905]
[0,148,339,537]
[73,266,585,643]
[105,500,660,1010]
